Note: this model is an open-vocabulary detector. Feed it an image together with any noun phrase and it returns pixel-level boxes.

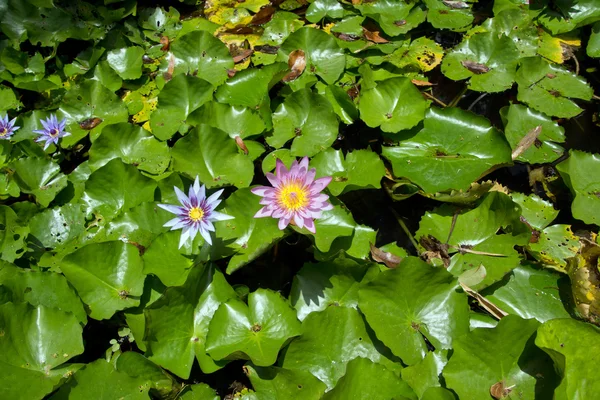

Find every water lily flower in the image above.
[0,114,19,140]
[251,157,333,233]
[158,176,234,248]
[33,114,69,150]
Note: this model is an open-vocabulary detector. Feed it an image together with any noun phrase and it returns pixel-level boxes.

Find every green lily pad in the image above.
[214,188,286,274]
[516,57,593,118]
[11,156,68,207]
[442,32,520,92]
[50,358,150,400]
[556,150,600,225]
[106,46,145,80]
[81,158,157,222]
[93,60,123,92]
[289,257,378,321]
[535,318,600,400]
[0,206,29,262]
[115,352,178,399]
[89,123,170,174]
[280,306,402,390]
[424,0,474,31]
[0,302,84,400]
[188,101,265,139]
[510,192,558,230]
[401,351,448,398]
[60,241,145,320]
[172,125,256,188]
[382,107,512,193]
[323,357,417,400]
[483,263,571,323]
[215,63,287,108]
[59,80,129,145]
[306,0,345,23]
[205,289,301,366]
[310,148,385,196]
[279,27,345,84]
[306,200,356,253]
[359,77,429,133]
[353,0,425,36]
[359,257,469,365]
[142,231,195,287]
[28,203,86,252]
[444,315,558,399]
[527,224,581,272]
[538,0,600,35]
[502,103,568,164]
[588,22,600,57]
[171,30,234,87]
[149,74,213,140]
[145,264,237,378]
[0,263,87,324]
[246,363,326,399]
[267,88,339,157]
[481,8,539,58]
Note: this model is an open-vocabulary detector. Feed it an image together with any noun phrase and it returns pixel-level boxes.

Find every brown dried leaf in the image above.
[335,33,361,42]
[79,117,103,130]
[460,282,509,320]
[282,49,306,82]
[490,380,514,399]
[419,235,450,267]
[227,69,237,78]
[461,60,490,74]
[231,47,254,63]
[443,0,470,9]
[235,135,249,155]
[370,243,403,268]
[511,125,542,160]
[254,45,279,54]
[411,79,434,86]
[164,53,175,82]
[250,6,276,26]
[160,36,170,52]
[363,27,389,43]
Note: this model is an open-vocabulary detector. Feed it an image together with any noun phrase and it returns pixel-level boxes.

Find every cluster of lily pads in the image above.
[1,0,600,399]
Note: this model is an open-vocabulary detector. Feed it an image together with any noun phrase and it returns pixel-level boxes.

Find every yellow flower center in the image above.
[279,182,309,211]
[189,207,204,222]
[0,128,7,137]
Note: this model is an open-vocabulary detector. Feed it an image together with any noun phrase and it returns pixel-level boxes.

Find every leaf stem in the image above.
[391,208,420,252]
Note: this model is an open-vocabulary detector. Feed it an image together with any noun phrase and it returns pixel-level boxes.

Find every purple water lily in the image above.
[251,157,333,233]
[158,176,234,248]
[0,114,19,140]
[33,114,69,150]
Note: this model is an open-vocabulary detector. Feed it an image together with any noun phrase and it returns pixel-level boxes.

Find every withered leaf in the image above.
[335,33,361,42]
[411,79,434,86]
[282,49,306,82]
[362,27,389,43]
[254,45,279,54]
[223,26,254,35]
[164,53,175,82]
[370,243,403,268]
[419,235,450,267]
[443,0,470,8]
[235,135,249,155]
[511,125,542,160]
[490,380,514,399]
[250,6,276,26]
[160,36,170,52]
[461,60,490,74]
[232,47,254,64]
[460,282,509,320]
[79,117,103,130]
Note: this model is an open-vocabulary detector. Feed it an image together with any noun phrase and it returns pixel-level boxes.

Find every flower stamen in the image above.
[278,182,309,211]
[189,207,204,222]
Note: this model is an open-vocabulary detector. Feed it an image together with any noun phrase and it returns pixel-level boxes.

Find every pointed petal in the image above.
[251,186,275,197]
[266,172,280,188]
[254,206,273,218]
[294,213,304,229]
[278,217,291,230]
[310,176,332,194]
[158,203,184,215]
[210,211,234,221]
[178,228,191,248]
[174,186,190,207]
[199,226,212,245]
[304,218,316,233]
[206,189,224,207]
[304,168,316,186]
[164,217,183,227]
[298,157,309,174]
[275,159,287,178]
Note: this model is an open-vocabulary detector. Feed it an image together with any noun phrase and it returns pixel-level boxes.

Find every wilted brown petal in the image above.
[164,53,175,82]
[79,117,103,130]
[235,135,249,155]
[282,49,306,82]
[490,380,514,399]
[160,36,170,52]
[461,60,490,74]
[363,27,389,43]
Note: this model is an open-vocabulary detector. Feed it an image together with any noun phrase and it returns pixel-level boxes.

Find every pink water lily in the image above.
[251,157,333,233]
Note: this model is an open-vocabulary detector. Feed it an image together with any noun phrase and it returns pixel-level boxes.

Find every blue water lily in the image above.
[0,114,19,140]
[33,114,70,150]
[158,176,234,248]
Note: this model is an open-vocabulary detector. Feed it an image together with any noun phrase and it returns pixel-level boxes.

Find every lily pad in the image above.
[382,107,512,193]
[442,32,520,92]
[516,57,593,118]
[444,315,558,400]
[353,0,425,36]
[11,156,68,207]
[171,30,234,87]
[244,363,326,400]
[359,257,469,365]
[189,101,265,139]
[172,125,256,189]
[527,224,581,272]
[268,88,339,157]
[106,46,145,80]
[400,351,448,398]
[0,206,29,262]
[205,289,301,366]
[145,264,237,378]
[510,192,558,230]
[588,22,600,57]
[310,148,385,196]
[359,77,429,133]
[60,241,145,320]
[556,150,600,225]
[279,27,345,84]
[424,0,474,31]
